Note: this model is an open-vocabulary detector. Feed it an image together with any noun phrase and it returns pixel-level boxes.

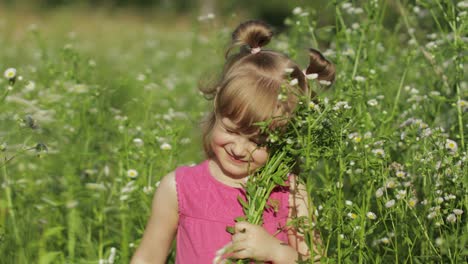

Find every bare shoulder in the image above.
[153,170,177,207]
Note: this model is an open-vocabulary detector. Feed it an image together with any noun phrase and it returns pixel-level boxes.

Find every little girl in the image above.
[131,20,335,264]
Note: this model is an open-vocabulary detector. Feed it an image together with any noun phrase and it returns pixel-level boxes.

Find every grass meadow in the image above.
[0,1,467,263]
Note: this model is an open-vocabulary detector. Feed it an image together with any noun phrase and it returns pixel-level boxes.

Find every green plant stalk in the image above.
[2,158,25,260]
[232,150,294,264]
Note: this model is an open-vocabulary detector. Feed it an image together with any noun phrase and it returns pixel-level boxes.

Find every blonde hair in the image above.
[200,20,335,158]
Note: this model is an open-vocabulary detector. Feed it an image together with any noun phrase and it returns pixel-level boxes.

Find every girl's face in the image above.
[210,117,268,178]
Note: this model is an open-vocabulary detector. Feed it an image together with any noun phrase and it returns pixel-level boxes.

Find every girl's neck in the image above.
[208,159,249,188]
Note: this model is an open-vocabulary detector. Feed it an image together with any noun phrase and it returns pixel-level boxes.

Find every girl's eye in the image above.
[225,128,238,134]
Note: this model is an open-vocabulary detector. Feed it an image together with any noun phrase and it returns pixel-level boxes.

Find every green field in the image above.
[0,1,466,263]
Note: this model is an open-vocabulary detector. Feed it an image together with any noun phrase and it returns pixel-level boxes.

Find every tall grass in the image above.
[0,1,466,263]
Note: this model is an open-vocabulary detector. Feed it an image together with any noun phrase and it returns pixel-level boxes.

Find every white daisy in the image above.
[4,68,16,80]
[127,169,138,178]
[366,212,377,220]
[160,142,172,150]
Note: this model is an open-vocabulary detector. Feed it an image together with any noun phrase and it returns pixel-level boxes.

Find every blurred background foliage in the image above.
[0,0,410,30]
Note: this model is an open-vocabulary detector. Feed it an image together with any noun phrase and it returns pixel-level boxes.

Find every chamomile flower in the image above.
[306,73,318,80]
[446,213,457,223]
[366,212,377,220]
[289,78,298,86]
[127,169,138,178]
[445,139,458,153]
[319,80,332,86]
[160,142,172,150]
[133,138,144,147]
[408,197,418,208]
[395,170,406,178]
[354,76,366,82]
[4,68,16,80]
[347,212,357,219]
[372,148,386,158]
[367,99,378,106]
[385,199,396,208]
[453,209,463,215]
[375,187,384,198]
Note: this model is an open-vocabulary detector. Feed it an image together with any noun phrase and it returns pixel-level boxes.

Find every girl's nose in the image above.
[231,138,253,158]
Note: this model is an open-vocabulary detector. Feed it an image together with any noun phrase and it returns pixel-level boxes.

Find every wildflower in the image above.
[108,247,117,264]
[427,211,437,219]
[133,138,144,147]
[336,181,343,188]
[366,212,377,220]
[197,13,215,21]
[395,190,407,200]
[121,181,136,194]
[375,187,384,198]
[453,209,463,215]
[292,7,303,15]
[347,212,357,219]
[457,99,468,110]
[345,200,353,206]
[137,73,146,81]
[372,148,385,158]
[395,171,406,178]
[445,139,458,153]
[308,101,320,111]
[446,214,457,223]
[385,199,396,208]
[333,101,351,111]
[289,78,298,86]
[319,80,332,86]
[445,194,456,200]
[25,81,36,91]
[160,142,172,150]
[155,181,161,187]
[4,68,16,81]
[367,99,378,106]
[127,169,138,178]
[284,67,294,73]
[306,73,318,80]
[385,179,398,189]
[408,197,418,208]
[435,237,444,246]
[380,237,390,244]
[354,76,366,82]
[457,1,468,9]
[436,197,444,204]
[143,186,154,194]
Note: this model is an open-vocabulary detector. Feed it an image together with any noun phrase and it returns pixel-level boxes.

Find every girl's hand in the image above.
[214,222,297,263]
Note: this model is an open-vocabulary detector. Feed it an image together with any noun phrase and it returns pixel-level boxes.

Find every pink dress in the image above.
[175,160,290,263]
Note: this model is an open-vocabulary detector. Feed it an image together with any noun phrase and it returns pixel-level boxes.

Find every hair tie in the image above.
[250,47,261,54]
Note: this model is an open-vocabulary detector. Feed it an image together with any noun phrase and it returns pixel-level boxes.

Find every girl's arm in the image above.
[130,171,178,264]
[286,174,322,262]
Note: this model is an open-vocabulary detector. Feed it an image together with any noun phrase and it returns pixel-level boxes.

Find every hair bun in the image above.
[232,20,273,50]
[306,48,336,83]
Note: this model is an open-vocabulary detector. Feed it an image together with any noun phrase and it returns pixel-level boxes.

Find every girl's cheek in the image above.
[253,149,269,164]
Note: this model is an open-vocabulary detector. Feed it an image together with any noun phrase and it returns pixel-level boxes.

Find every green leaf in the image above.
[39,251,62,264]
[226,226,235,235]
[237,195,248,209]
